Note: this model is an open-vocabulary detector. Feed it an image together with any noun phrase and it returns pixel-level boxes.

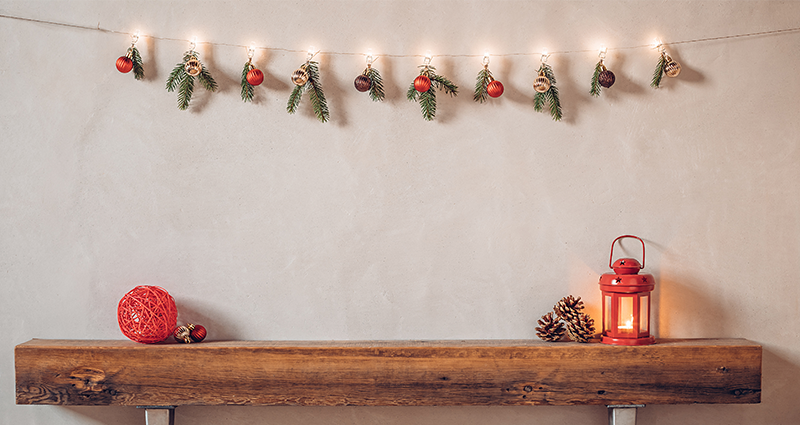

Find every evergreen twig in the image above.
[286,61,329,122]
[165,51,216,110]
[408,65,458,121]
[651,53,667,88]
[241,61,255,102]
[129,46,144,80]
[590,61,603,97]
[365,67,385,102]
[533,63,562,121]
[473,67,493,103]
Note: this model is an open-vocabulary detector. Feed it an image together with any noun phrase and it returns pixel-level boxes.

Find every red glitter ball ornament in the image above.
[246,68,264,86]
[414,75,431,92]
[190,324,207,342]
[173,323,207,343]
[116,56,133,73]
[117,285,177,344]
[487,80,504,98]
[354,74,371,92]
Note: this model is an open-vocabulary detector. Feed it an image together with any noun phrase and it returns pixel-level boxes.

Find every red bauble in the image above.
[117,285,177,344]
[414,75,431,92]
[598,69,615,88]
[116,56,133,73]
[190,324,207,342]
[487,80,504,98]
[246,68,264,86]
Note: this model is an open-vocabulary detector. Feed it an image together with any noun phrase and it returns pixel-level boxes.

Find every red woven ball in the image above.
[117,285,177,344]
[116,56,133,73]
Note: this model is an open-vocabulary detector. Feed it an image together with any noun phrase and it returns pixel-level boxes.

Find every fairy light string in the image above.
[2,13,799,59]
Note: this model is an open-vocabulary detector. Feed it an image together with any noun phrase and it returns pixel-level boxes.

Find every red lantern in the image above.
[599,235,655,346]
[414,75,431,92]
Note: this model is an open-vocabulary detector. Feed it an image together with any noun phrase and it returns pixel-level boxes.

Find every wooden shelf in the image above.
[15,338,760,407]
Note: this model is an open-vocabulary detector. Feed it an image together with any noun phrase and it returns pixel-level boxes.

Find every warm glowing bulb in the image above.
[190,37,198,51]
[482,53,490,66]
[541,49,549,63]
[366,49,375,65]
[248,43,256,59]
[599,45,607,60]
[424,51,433,65]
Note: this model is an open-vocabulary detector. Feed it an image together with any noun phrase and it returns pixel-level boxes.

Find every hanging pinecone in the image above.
[554,295,584,322]
[565,313,596,343]
[535,312,566,342]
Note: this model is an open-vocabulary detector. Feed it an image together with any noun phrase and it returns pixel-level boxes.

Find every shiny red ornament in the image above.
[246,68,264,86]
[414,75,431,92]
[598,69,615,88]
[117,285,177,344]
[116,56,133,73]
[190,324,207,342]
[487,80,504,98]
[599,235,655,346]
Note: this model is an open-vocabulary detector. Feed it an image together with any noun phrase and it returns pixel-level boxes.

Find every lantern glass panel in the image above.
[618,296,635,334]
[604,295,611,333]
[640,295,649,334]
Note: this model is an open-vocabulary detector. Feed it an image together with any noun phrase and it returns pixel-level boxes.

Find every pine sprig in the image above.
[129,46,144,80]
[241,61,255,102]
[533,63,562,121]
[408,65,458,121]
[365,67,385,102]
[287,84,306,114]
[590,60,603,97]
[165,51,216,110]
[473,67,493,103]
[651,53,667,88]
[286,61,329,123]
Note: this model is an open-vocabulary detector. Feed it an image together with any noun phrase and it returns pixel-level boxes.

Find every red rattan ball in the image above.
[116,56,133,73]
[117,285,177,344]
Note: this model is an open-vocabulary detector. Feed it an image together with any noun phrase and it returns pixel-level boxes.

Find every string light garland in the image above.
[2,13,798,60]
[2,13,799,119]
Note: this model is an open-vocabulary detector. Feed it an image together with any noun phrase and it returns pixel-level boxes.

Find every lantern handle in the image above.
[609,235,645,269]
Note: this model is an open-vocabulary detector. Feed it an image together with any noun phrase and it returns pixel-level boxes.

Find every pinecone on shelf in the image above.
[565,313,596,343]
[554,295,584,322]
[536,312,566,342]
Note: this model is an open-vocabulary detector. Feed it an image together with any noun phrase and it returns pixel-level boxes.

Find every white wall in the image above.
[2,1,799,424]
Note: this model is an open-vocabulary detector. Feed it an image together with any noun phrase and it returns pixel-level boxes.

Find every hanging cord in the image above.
[1,13,799,58]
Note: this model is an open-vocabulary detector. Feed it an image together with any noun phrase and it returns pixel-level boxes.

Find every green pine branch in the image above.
[590,61,603,97]
[651,53,667,88]
[286,84,306,114]
[177,71,194,111]
[286,61,329,122]
[473,67,492,103]
[365,67,385,102]
[129,47,144,80]
[241,61,255,102]
[408,66,458,120]
[533,63,562,121]
[165,51,216,110]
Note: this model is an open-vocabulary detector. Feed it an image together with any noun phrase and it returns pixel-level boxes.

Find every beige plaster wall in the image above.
[2,1,799,424]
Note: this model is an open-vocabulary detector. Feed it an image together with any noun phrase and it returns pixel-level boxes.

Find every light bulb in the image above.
[482,53,490,67]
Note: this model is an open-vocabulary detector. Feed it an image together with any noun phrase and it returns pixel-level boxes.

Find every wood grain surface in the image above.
[15,338,761,406]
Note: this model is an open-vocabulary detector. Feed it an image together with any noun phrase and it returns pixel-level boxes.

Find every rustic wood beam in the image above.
[16,338,761,407]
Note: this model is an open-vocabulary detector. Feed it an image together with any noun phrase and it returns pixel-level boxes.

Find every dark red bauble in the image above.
[598,70,616,88]
[487,80,504,98]
[246,69,264,86]
[414,75,431,92]
[190,324,207,342]
[354,74,371,92]
[116,56,133,73]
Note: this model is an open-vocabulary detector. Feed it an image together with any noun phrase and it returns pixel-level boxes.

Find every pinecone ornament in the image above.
[554,295,584,322]
[566,313,596,343]
[536,312,566,342]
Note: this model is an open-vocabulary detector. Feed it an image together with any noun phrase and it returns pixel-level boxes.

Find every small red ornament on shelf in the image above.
[116,56,133,73]
[414,75,431,92]
[117,285,177,344]
[246,68,264,86]
[487,80,504,98]
[173,323,207,343]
